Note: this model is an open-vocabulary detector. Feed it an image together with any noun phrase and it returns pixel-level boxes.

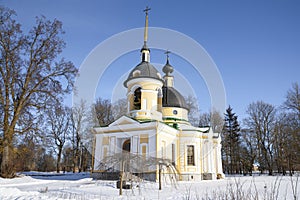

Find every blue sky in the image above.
[2,0,300,120]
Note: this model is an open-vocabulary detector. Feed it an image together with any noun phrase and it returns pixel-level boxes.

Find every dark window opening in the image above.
[133,87,141,110]
[187,145,195,166]
[122,139,131,152]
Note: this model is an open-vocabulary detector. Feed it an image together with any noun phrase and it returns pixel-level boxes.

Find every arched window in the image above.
[133,87,141,110]
[157,88,162,98]
[122,139,131,152]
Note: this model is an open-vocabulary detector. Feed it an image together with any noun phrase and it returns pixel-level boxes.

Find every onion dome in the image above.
[162,86,189,110]
[162,59,174,76]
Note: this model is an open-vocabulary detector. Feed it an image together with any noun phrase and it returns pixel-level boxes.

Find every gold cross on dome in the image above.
[165,50,171,59]
[143,6,151,15]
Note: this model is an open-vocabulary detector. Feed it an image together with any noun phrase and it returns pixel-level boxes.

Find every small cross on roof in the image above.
[165,50,171,59]
[143,6,151,15]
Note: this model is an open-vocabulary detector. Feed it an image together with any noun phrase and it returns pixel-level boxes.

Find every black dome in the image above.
[124,61,163,87]
[162,86,189,110]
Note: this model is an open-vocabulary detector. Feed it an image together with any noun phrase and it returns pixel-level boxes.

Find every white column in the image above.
[132,135,139,154]
[216,139,223,174]
[110,136,117,155]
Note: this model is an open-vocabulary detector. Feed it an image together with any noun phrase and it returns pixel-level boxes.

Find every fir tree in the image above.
[222,106,241,174]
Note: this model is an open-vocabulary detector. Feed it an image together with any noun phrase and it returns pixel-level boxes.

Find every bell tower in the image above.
[123,7,163,121]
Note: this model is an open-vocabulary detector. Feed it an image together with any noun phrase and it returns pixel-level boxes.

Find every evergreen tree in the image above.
[222,106,241,174]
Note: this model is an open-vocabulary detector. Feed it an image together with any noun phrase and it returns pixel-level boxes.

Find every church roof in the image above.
[123,61,163,87]
[162,86,189,110]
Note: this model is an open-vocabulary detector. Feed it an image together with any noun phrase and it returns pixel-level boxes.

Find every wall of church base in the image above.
[180,174,202,181]
[202,173,216,180]
[91,172,157,182]
[92,171,219,182]
[91,172,119,180]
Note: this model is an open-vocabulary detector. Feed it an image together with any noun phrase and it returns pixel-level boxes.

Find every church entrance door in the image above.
[122,139,131,152]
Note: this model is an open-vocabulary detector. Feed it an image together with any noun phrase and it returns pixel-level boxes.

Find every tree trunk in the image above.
[72,148,79,173]
[56,145,63,173]
[1,134,15,178]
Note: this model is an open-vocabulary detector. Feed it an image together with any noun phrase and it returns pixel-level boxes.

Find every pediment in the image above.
[108,115,139,127]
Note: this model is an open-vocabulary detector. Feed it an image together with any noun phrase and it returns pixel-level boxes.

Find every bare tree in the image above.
[93,98,114,126]
[46,105,70,173]
[35,147,56,172]
[276,111,300,175]
[240,128,257,175]
[244,101,276,175]
[112,98,128,120]
[199,109,224,133]
[0,7,77,177]
[284,82,300,116]
[198,112,210,127]
[282,82,300,174]
[14,135,38,171]
[185,95,200,126]
[211,109,224,133]
[70,100,89,172]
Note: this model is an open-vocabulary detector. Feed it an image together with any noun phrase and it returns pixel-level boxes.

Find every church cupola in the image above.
[161,52,190,126]
[162,50,174,87]
[123,7,163,121]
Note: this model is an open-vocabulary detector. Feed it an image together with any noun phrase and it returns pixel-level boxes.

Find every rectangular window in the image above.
[187,145,195,166]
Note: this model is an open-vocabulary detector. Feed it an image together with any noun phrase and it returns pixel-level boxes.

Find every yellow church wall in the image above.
[142,145,147,158]
[126,79,164,121]
[140,134,149,143]
[176,135,182,180]
[129,80,161,90]
[102,136,109,145]
[128,94,134,111]
[157,97,162,112]
[141,91,158,110]
[162,107,189,122]
[126,79,162,93]
[177,132,203,176]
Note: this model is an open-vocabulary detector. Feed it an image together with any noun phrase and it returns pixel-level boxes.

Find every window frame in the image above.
[187,145,195,166]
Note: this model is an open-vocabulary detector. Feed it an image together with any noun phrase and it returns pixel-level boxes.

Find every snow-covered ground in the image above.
[0,172,299,200]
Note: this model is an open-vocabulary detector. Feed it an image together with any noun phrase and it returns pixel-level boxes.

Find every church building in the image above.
[92,8,224,181]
